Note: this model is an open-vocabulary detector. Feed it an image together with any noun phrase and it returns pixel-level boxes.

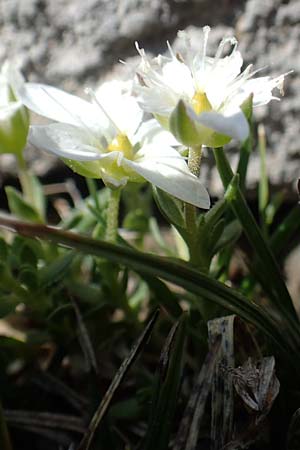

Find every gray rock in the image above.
[0,0,299,199]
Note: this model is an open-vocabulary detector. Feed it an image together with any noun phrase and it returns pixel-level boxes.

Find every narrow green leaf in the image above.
[213,220,241,254]
[270,203,300,256]
[0,216,298,365]
[141,316,187,450]
[237,94,253,192]
[5,186,43,223]
[142,275,183,318]
[39,251,75,288]
[77,309,160,450]
[213,148,299,325]
[258,124,269,217]
[22,173,46,221]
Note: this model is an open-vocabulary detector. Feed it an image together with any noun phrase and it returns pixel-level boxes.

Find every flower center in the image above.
[107,134,134,160]
[192,91,212,115]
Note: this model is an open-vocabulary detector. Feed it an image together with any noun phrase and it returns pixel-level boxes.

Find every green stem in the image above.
[16,154,32,203]
[185,145,203,265]
[105,188,122,243]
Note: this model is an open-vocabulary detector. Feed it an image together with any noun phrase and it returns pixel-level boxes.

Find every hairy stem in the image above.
[105,188,122,243]
[185,145,203,265]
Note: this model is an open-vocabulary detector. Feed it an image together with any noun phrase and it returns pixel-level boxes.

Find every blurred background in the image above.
[0,0,299,198]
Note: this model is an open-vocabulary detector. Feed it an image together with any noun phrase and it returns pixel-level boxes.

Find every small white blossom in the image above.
[17,79,210,208]
[134,26,287,147]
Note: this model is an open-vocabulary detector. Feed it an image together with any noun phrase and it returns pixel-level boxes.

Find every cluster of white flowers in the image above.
[0,26,287,209]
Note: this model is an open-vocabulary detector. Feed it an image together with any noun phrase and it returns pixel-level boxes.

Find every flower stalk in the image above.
[105,187,122,243]
[185,144,205,267]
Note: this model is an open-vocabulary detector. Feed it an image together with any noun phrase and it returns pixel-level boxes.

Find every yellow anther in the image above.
[192,91,212,115]
[107,134,134,160]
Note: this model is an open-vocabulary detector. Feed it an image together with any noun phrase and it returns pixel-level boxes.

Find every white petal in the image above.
[1,60,25,94]
[135,83,179,116]
[0,78,11,104]
[161,59,194,98]
[96,80,143,138]
[18,83,108,133]
[188,106,249,142]
[233,75,286,108]
[29,123,113,161]
[124,144,210,208]
[134,118,179,147]
[203,51,243,108]
[0,101,23,120]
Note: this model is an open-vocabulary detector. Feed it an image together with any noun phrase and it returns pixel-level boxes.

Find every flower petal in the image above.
[96,80,143,138]
[124,144,210,209]
[0,101,23,121]
[29,123,113,161]
[18,83,108,133]
[188,105,249,142]
[134,118,179,147]
[232,74,286,108]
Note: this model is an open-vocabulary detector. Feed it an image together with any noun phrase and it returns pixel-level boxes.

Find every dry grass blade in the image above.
[77,309,160,450]
[174,338,222,450]
[0,402,12,450]
[9,423,73,446]
[32,370,88,413]
[70,296,99,376]
[287,407,300,450]
[140,317,186,450]
[4,410,86,433]
[223,356,280,449]
[232,356,280,420]
[208,315,236,450]
[158,320,180,382]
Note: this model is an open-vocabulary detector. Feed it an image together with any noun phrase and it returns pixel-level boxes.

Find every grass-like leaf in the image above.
[0,215,298,368]
[77,309,159,450]
[213,148,299,327]
[140,316,186,450]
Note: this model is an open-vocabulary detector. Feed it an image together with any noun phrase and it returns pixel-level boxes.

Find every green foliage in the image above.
[0,120,300,450]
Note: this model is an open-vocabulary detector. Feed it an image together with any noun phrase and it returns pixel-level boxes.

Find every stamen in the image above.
[167,41,176,59]
[177,30,192,51]
[176,52,185,63]
[201,26,211,71]
[136,72,148,87]
[135,42,145,58]
[215,36,238,60]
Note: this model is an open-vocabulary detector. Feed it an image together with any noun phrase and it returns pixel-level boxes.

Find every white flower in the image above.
[0,61,29,155]
[16,79,210,208]
[134,26,287,147]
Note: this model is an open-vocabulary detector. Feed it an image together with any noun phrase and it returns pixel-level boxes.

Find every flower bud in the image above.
[0,61,29,157]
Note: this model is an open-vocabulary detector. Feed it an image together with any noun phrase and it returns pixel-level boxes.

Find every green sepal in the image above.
[240,93,253,121]
[169,100,231,148]
[152,186,185,229]
[0,103,29,157]
[169,100,202,146]
[63,158,102,178]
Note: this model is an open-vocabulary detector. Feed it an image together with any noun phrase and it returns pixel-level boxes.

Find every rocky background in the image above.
[0,0,299,198]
